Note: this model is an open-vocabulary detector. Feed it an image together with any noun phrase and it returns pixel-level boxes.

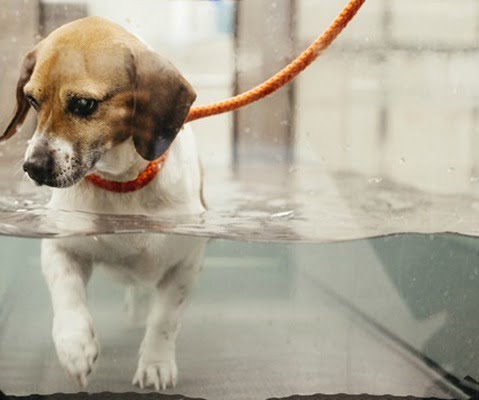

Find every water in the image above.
[1,166,479,399]
[0,233,478,399]
[2,166,479,241]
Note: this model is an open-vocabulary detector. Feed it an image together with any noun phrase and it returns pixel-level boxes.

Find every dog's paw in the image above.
[53,314,100,388]
[132,358,178,390]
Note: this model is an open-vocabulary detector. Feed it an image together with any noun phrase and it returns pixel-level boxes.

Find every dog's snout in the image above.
[23,152,54,185]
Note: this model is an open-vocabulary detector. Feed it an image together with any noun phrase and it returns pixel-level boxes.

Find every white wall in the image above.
[296,0,479,193]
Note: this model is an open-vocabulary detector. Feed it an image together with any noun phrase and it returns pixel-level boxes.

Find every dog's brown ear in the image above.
[127,48,196,161]
[0,50,36,142]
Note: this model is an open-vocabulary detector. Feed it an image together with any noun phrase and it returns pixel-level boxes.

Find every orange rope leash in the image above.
[86,0,366,193]
[185,0,366,123]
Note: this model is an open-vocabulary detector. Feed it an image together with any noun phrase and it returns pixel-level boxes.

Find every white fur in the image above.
[26,130,95,187]
[27,131,75,164]
[40,125,206,390]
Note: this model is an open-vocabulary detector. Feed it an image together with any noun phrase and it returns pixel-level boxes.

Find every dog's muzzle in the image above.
[23,151,54,185]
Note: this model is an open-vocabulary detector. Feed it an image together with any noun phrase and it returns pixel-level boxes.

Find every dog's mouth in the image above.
[23,151,102,188]
[25,167,87,188]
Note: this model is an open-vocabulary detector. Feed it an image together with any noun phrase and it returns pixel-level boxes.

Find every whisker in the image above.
[20,171,30,184]
[13,157,24,171]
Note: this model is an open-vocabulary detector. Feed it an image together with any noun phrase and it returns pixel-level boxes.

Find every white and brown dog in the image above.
[2,17,206,390]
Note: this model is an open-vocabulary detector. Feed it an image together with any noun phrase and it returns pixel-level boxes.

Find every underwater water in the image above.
[0,233,478,400]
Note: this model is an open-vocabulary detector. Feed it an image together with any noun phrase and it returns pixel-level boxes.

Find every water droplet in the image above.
[399,157,405,164]
[448,167,456,173]
[271,210,295,219]
[368,177,383,184]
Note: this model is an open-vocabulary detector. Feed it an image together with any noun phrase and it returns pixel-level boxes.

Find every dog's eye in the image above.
[67,97,98,117]
[26,95,40,111]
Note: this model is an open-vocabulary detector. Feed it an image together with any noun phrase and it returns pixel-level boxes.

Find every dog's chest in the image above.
[90,233,154,259]
[58,233,204,285]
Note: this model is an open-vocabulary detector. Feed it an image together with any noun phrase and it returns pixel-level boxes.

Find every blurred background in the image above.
[2,0,479,194]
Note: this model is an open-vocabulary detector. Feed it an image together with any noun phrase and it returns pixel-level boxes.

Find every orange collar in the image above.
[85,150,169,193]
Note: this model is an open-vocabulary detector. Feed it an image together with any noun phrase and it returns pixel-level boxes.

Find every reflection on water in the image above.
[0,233,477,399]
[373,235,479,381]
[2,166,479,242]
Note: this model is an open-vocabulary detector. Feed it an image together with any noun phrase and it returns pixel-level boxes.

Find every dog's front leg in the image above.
[42,239,99,388]
[133,258,202,391]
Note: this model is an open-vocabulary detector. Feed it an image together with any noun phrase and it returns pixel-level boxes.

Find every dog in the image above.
[1,16,207,390]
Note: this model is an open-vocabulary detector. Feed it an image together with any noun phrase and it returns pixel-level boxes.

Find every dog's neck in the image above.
[91,139,150,182]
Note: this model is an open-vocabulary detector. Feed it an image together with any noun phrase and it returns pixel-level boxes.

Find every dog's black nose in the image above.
[23,153,53,185]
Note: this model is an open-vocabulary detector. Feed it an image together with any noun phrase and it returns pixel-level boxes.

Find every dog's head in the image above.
[1,16,196,187]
